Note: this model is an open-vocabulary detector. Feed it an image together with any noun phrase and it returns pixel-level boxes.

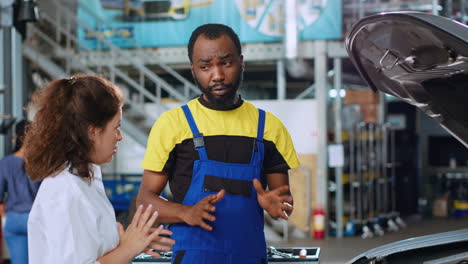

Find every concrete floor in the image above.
[270,216,468,263]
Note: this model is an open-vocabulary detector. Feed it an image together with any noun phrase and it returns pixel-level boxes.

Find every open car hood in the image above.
[346,12,468,147]
[347,228,468,264]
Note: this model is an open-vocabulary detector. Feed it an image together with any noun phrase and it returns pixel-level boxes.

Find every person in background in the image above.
[24,75,175,264]
[0,120,39,264]
[137,24,300,263]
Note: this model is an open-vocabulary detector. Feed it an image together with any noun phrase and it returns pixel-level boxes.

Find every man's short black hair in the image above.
[188,23,242,62]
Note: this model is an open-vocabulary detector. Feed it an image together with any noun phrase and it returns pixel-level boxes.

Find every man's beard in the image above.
[194,70,243,107]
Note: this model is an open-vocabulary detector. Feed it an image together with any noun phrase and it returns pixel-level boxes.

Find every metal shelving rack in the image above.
[328,122,408,238]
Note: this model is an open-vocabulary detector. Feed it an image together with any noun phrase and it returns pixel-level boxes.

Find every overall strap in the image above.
[256,109,266,142]
[181,104,208,160]
[250,109,266,165]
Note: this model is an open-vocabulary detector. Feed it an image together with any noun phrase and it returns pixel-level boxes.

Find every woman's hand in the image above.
[117,204,173,259]
[144,226,175,256]
[97,204,175,264]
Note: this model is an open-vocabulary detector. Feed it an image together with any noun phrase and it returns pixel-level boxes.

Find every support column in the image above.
[432,0,439,15]
[277,59,286,100]
[445,0,452,18]
[461,0,466,24]
[333,58,344,238]
[314,40,328,212]
[0,0,26,156]
[378,93,385,124]
[3,28,13,155]
[0,29,5,157]
[12,27,24,120]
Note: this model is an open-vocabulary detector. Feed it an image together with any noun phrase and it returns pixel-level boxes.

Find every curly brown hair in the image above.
[24,75,123,181]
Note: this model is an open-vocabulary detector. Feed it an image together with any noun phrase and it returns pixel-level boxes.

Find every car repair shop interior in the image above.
[1,0,467,263]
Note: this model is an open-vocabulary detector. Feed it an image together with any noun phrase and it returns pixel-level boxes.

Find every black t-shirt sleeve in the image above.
[263,139,290,174]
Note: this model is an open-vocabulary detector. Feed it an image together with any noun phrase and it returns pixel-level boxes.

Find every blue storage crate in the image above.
[104,179,141,210]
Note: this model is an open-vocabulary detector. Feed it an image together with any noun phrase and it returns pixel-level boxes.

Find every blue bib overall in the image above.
[170,104,267,264]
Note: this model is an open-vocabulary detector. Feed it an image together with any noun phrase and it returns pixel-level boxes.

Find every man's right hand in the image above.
[181,189,226,231]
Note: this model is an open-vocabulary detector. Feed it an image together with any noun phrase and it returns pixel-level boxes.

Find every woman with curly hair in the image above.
[24,75,175,264]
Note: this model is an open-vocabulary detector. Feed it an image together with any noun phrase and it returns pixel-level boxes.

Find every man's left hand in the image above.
[253,178,293,220]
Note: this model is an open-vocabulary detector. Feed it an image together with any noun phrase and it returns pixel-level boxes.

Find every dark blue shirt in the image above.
[0,155,41,213]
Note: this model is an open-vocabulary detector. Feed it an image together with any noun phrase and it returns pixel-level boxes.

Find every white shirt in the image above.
[28,165,119,264]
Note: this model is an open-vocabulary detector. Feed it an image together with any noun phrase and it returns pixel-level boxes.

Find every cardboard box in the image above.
[360,103,379,123]
[289,154,317,233]
[344,88,379,105]
[432,192,450,217]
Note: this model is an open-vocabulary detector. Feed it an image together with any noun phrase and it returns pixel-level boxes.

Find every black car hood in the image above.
[346,12,468,147]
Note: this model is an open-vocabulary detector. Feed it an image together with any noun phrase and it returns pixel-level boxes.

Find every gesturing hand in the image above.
[117,204,170,259]
[182,189,226,231]
[253,178,293,220]
[145,226,175,256]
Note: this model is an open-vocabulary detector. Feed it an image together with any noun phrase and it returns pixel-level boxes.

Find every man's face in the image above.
[190,34,244,107]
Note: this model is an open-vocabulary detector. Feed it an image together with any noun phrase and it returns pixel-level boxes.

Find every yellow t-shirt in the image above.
[142,98,299,203]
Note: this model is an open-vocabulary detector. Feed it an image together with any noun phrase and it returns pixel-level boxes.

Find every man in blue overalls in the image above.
[138,23,300,263]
